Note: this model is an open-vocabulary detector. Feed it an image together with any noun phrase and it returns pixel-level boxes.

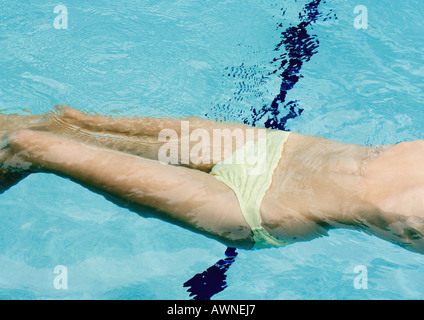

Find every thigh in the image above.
[48,107,269,172]
[8,129,253,249]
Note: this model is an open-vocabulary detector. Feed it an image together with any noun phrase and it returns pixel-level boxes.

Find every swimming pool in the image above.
[1,0,424,300]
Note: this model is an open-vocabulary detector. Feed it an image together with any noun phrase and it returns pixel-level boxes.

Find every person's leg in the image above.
[3,114,424,252]
[2,107,269,172]
[3,129,254,249]
[0,113,45,134]
[45,107,267,172]
[0,113,47,193]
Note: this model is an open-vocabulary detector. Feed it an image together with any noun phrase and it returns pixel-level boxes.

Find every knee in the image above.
[57,106,84,120]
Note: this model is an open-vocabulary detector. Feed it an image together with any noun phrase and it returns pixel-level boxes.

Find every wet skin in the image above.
[1,108,424,252]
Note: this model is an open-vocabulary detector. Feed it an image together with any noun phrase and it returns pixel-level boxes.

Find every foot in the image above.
[0,113,44,194]
[0,140,31,194]
[0,113,45,139]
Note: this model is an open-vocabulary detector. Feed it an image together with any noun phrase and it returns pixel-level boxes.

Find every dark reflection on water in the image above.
[187,0,332,300]
[183,247,238,300]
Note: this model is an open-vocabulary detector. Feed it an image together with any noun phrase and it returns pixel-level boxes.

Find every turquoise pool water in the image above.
[1,0,424,299]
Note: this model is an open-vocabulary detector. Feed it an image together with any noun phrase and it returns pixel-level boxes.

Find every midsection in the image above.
[259,132,375,242]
